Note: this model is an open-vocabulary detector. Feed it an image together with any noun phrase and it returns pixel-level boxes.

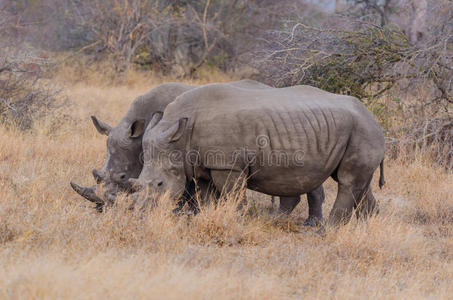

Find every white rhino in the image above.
[70,81,325,225]
[131,83,385,226]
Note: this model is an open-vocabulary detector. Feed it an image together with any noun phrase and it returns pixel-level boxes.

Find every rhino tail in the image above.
[379,159,385,189]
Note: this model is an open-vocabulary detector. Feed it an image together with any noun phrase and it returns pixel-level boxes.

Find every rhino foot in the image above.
[172,206,200,216]
[315,225,326,236]
[172,207,184,215]
[303,216,322,227]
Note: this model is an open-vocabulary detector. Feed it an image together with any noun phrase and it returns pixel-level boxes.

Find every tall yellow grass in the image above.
[0,70,452,299]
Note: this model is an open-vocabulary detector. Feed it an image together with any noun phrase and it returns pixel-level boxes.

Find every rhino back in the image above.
[162,84,382,195]
[123,82,195,123]
[183,84,357,156]
[122,81,269,124]
[226,79,272,90]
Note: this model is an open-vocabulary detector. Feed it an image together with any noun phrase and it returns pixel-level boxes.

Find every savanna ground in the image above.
[0,70,452,299]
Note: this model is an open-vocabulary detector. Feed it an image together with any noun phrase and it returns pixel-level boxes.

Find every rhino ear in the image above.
[160,118,188,143]
[130,119,146,138]
[91,115,112,136]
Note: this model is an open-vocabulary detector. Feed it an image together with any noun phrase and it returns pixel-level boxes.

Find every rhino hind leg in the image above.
[355,186,379,220]
[278,185,325,227]
[328,174,374,226]
[327,183,356,226]
[327,133,384,227]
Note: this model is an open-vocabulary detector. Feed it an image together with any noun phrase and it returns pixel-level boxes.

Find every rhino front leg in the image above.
[304,185,325,226]
[210,169,248,209]
[173,179,220,215]
[194,179,220,204]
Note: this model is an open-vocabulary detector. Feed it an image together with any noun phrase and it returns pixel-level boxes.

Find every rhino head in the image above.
[90,115,148,188]
[129,118,188,210]
[71,113,163,208]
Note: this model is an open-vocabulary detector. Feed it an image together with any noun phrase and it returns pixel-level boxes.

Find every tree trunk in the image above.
[335,0,342,12]
[409,0,427,43]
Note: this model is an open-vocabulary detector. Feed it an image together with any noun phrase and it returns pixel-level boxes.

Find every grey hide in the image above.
[70,80,325,224]
[132,83,385,226]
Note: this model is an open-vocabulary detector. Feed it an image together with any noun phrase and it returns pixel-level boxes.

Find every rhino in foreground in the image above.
[70,81,325,225]
[130,83,385,226]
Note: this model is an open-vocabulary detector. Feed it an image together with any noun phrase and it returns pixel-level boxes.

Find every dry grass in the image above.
[0,70,452,299]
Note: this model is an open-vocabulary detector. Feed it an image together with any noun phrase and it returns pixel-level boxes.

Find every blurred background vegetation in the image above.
[0,0,452,169]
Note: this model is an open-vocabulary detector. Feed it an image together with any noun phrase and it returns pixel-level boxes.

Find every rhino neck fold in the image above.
[183,117,195,180]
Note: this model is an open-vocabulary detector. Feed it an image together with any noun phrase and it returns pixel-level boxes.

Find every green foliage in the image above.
[261,23,412,100]
[259,14,452,107]
[303,25,410,99]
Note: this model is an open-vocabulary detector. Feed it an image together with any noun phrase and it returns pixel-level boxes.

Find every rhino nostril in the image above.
[157,181,163,187]
[120,174,127,180]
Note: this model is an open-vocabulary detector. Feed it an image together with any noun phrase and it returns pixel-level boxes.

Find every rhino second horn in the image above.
[92,168,104,184]
[70,181,104,205]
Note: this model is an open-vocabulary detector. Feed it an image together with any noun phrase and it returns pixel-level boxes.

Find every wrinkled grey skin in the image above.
[132,83,385,226]
[70,80,325,225]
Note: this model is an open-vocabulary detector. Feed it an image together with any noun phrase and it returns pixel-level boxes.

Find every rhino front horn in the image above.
[70,181,104,205]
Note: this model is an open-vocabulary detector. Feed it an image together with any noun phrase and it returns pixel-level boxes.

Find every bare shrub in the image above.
[346,0,429,44]
[0,49,63,130]
[2,0,312,76]
[387,116,453,171]
[255,0,452,169]
[256,16,452,103]
[0,4,66,131]
[72,0,281,75]
[0,0,90,50]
